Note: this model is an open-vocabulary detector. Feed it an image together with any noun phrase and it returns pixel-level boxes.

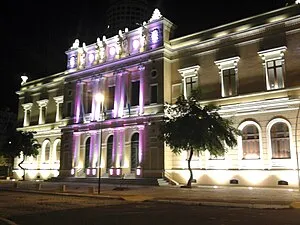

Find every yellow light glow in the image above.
[243,171,268,185]
[268,15,287,23]
[235,25,251,32]
[214,31,229,38]
[248,187,253,190]
[95,93,104,103]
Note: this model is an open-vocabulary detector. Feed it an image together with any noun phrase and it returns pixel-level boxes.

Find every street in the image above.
[1,191,300,225]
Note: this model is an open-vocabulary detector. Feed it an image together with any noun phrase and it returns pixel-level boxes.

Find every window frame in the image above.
[238,121,262,161]
[266,118,294,166]
[215,56,240,98]
[258,46,286,91]
[178,65,200,99]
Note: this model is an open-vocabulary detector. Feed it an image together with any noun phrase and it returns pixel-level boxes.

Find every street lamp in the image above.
[95,93,104,194]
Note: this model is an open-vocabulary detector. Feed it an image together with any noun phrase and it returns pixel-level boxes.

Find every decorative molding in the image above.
[36,99,49,108]
[21,103,33,111]
[178,65,200,77]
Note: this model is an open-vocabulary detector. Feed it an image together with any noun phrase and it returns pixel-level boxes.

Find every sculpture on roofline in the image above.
[96,36,107,62]
[70,39,80,50]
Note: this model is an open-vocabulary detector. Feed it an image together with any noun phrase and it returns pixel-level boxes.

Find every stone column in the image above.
[74,80,83,123]
[72,133,81,169]
[36,99,49,125]
[138,126,145,166]
[112,129,118,167]
[118,72,126,118]
[113,72,122,118]
[91,77,100,121]
[54,96,64,122]
[118,128,125,168]
[21,103,33,127]
[138,65,145,115]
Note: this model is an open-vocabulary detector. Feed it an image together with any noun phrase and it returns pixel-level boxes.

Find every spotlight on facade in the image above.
[95,93,104,103]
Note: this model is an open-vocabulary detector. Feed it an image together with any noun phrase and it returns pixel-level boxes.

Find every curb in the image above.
[151,199,291,209]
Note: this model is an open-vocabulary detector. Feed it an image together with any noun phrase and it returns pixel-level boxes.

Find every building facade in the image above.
[15,3,300,188]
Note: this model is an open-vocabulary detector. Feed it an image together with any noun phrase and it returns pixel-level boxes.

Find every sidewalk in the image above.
[1,180,300,209]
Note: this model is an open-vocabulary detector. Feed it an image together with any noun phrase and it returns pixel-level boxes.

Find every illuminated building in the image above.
[15,2,300,188]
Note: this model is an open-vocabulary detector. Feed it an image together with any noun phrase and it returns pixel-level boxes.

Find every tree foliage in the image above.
[160,90,241,187]
[0,130,40,180]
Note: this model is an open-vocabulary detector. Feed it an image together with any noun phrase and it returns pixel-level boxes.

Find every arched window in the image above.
[131,133,139,171]
[41,140,51,163]
[85,137,91,168]
[271,122,290,159]
[56,141,61,162]
[106,135,114,172]
[242,124,260,159]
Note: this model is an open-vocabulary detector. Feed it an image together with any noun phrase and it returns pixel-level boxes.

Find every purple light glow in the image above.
[88,53,95,64]
[139,68,144,114]
[109,46,116,56]
[132,39,140,50]
[151,29,159,44]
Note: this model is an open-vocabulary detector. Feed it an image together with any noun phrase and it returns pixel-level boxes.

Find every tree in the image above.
[0,131,40,180]
[160,90,241,188]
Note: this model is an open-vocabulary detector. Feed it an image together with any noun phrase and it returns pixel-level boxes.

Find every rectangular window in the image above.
[26,110,31,126]
[222,68,237,97]
[184,76,198,97]
[107,86,115,110]
[150,84,158,104]
[266,59,284,90]
[86,91,92,113]
[131,81,140,106]
[41,107,47,124]
[66,101,72,117]
[58,103,63,120]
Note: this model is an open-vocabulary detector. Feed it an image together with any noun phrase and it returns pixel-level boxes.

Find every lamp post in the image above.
[95,93,104,194]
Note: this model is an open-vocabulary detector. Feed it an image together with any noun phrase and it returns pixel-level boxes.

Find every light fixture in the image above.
[132,39,140,50]
[151,29,159,44]
[109,46,116,56]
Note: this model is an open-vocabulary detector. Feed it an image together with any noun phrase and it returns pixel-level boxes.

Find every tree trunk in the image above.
[18,158,25,181]
[186,148,194,188]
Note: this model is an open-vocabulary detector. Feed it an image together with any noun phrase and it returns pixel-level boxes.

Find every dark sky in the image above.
[1,0,296,113]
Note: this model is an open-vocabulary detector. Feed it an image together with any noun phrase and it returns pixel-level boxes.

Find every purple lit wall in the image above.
[139,66,145,114]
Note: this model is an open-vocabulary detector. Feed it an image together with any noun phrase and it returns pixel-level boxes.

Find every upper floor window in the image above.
[258,46,286,90]
[150,84,158,104]
[131,81,140,106]
[215,57,239,97]
[107,86,115,110]
[178,65,200,98]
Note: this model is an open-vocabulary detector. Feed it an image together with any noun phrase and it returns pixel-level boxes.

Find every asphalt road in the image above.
[1,191,300,225]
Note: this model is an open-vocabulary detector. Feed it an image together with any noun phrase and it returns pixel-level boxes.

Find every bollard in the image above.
[13,182,19,189]
[60,184,66,192]
[88,186,95,194]
[36,183,42,190]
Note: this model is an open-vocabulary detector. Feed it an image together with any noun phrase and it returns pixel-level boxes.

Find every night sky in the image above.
[1,0,296,113]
